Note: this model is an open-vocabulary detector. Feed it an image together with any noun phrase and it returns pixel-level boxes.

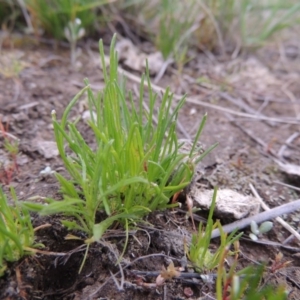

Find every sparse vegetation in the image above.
[217,253,288,300]
[0,1,299,299]
[0,188,42,277]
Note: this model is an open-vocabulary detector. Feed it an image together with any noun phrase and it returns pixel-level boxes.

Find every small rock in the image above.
[190,188,260,219]
[35,140,59,159]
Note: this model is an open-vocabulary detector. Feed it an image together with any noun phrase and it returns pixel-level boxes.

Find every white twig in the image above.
[277,132,299,159]
[18,101,39,110]
[0,130,19,141]
[273,180,300,192]
[154,58,173,84]
[210,198,300,239]
[249,183,300,243]
[219,92,275,127]
[86,253,174,299]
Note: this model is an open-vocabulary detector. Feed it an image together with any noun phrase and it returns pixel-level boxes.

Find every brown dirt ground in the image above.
[0,35,300,300]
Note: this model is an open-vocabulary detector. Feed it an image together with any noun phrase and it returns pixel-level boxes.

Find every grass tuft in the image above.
[24,34,210,249]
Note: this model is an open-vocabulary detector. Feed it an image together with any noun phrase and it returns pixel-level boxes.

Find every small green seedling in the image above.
[64,18,85,66]
[156,0,198,61]
[186,187,242,272]
[249,220,273,241]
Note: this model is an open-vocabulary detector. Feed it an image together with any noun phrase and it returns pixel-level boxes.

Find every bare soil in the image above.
[0,36,300,300]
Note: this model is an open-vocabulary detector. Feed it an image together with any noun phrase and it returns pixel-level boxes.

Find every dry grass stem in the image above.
[277,132,299,159]
[219,92,275,127]
[273,180,300,192]
[117,66,300,125]
[86,253,178,299]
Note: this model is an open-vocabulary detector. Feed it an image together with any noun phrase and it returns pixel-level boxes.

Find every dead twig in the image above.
[273,180,300,192]
[0,129,19,141]
[15,265,29,299]
[210,198,300,239]
[277,132,299,159]
[240,237,300,252]
[282,230,300,245]
[163,284,167,300]
[33,223,52,232]
[154,58,173,84]
[225,113,278,157]
[273,182,300,245]
[219,92,275,127]
[281,81,300,119]
[38,55,64,68]
[18,101,39,111]
[249,183,300,243]
[130,269,216,280]
[86,253,181,299]
[99,240,125,291]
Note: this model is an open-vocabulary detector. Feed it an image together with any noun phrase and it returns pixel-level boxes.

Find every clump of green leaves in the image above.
[0,188,40,277]
[238,0,300,48]
[155,0,198,60]
[186,187,242,271]
[24,34,211,248]
[121,0,199,69]
[116,0,300,60]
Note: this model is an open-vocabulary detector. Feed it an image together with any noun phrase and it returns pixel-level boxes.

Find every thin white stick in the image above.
[154,58,173,84]
[210,198,300,239]
[249,183,300,243]
[273,180,300,192]
[18,101,39,110]
[277,132,299,159]
[0,130,19,141]
[16,0,34,33]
